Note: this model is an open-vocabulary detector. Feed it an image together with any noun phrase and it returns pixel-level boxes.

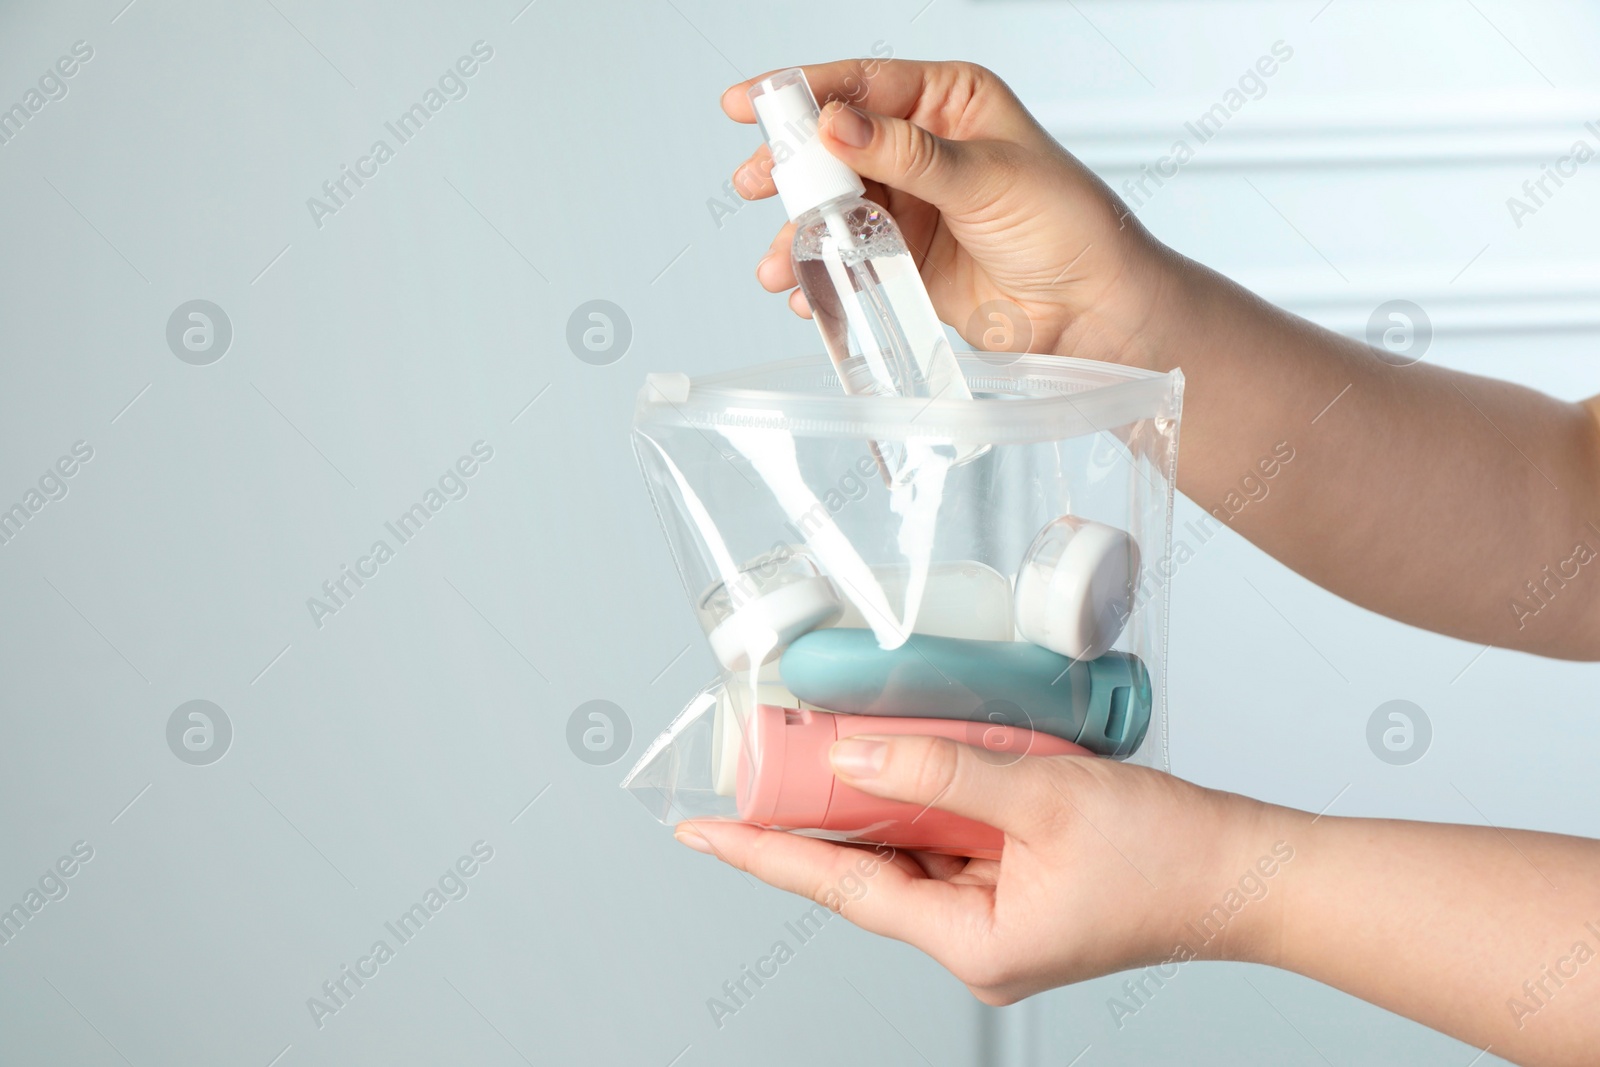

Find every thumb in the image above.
[819,100,995,212]
[829,734,1060,842]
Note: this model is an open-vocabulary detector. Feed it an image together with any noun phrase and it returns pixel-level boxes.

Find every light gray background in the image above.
[2,0,1597,1064]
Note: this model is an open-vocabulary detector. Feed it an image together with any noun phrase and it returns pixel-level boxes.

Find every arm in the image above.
[724,58,1600,658]
[1268,803,1600,1061]
[680,737,1600,1067]
[1131,258,1600,659]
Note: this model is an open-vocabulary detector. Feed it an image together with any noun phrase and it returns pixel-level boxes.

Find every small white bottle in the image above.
[748,69,973,407]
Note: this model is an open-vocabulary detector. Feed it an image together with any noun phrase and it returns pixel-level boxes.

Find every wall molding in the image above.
[1031,90,1600,333]
[1251,272,1600,336]
[1038,91,1600,171]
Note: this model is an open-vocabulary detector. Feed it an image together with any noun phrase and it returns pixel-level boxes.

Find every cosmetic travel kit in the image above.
[621,70,1184,858]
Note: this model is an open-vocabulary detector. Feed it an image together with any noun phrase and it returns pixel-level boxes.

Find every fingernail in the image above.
[827,104,873,148]
[831,739,887,779]
[733,161,762,197]
[674,829,713,855]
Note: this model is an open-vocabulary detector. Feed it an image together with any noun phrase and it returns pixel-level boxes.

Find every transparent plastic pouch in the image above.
[623,353,1182,858]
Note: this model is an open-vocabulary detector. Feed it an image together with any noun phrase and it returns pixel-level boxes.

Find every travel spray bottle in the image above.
[748,69,973,407]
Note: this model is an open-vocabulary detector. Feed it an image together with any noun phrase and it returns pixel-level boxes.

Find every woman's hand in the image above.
[674,734,1284,1004]
[679,736,1600,1065]
[721,60,1178,366]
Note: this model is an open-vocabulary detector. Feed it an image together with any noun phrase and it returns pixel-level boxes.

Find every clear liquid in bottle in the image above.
[792,197,971,406]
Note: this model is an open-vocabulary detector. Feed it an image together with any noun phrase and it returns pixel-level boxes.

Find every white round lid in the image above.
[1014,517,1141,660]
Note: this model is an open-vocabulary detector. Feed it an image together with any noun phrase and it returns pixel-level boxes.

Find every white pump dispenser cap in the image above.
[748,69,866,221]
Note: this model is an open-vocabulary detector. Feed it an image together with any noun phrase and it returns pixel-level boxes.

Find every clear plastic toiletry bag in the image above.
[623,353,1183,858]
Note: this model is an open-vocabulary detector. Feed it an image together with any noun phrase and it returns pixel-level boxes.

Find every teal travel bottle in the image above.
[779,629,1151,757]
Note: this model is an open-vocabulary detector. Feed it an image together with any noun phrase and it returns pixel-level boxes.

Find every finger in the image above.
[722,58,941,124]
[754,253,787,292]
[906,849,969,881]
[829,734,1065,844]
[756,224,796,292]
[948,857,1002,887]
[732,146,776,201]
[725,60,1040,145]
[678,821,971,946]
[849,841,934,881]
[787,288,812,318]
[816,100,1005,217]
[731,145,910,211]
[756,253,795,293]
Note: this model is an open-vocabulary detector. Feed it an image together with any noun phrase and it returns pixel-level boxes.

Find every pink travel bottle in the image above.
[736,705,1088,859]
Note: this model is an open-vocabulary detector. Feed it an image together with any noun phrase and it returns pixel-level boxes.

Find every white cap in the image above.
[706,574,843,671]
[748,68,865,221]
[1014,517,1141,661]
